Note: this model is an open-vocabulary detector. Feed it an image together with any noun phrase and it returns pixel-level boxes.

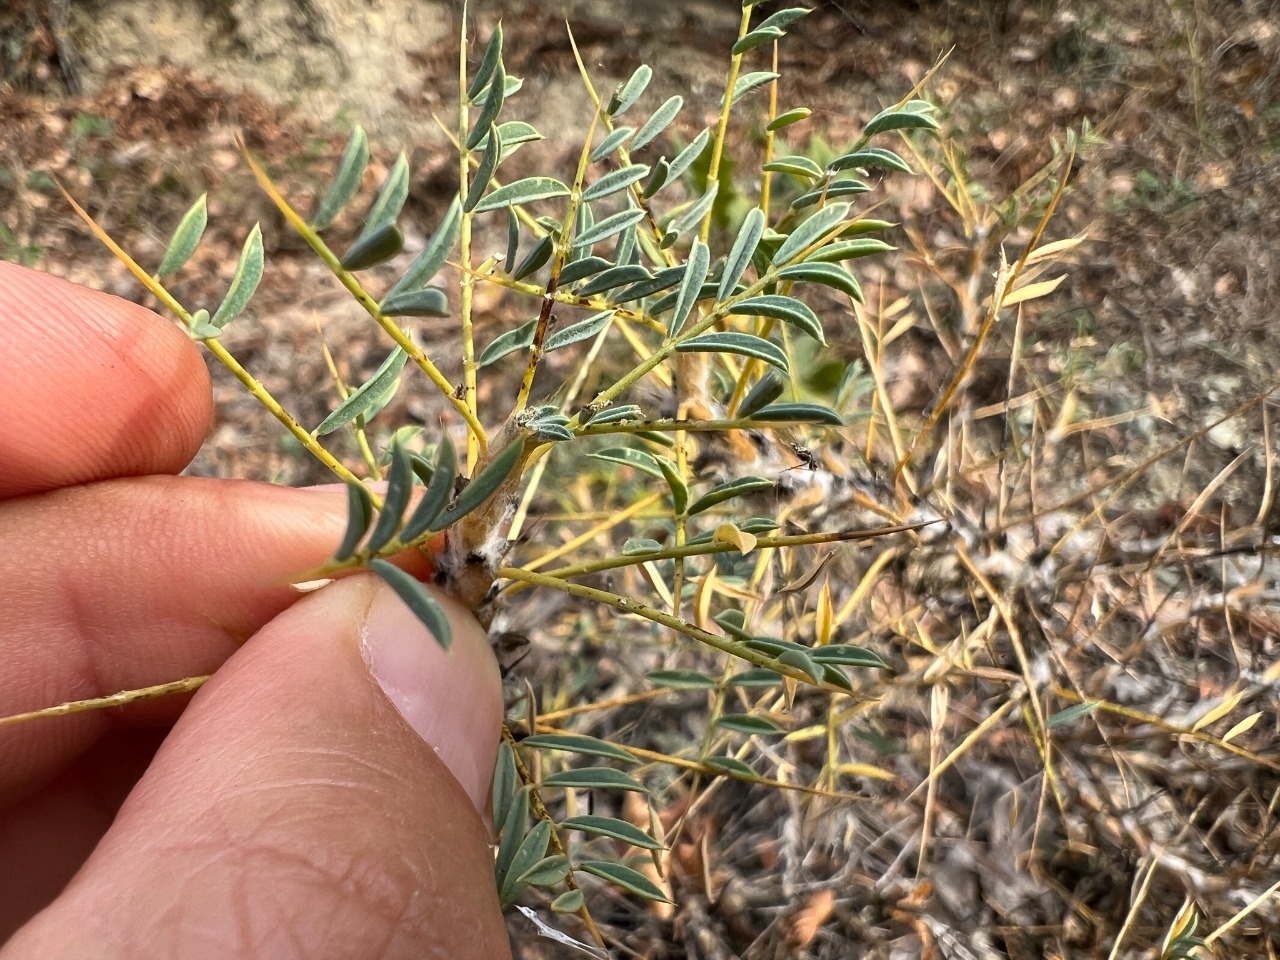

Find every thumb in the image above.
[4,575,512,960]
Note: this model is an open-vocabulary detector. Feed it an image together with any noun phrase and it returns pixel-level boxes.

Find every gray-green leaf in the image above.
[582,164,650,203]
[478,318,536,367]
[314,345,409,436]
[720,207,765,301]
[674,330,788,373]
[632,95,683,150]
[772,202,850,265]
[311,125,369,231]
[430,438,524,531]
[364,442,414,553]
[608,64,652,117]
[380,286,450,318]
[545,309,616,351]
[722,71,779,107]
[334,481,374,561]
[472,177,571,214]
[369,559,452,650]
[590,125,634,163]
[156,192,208,277]
[560,815,664,850]
[543,768,646,792]
[688,475,774,515]
[668,239,709,336]
[401,434,457,541]
[731,294,825,343]
[578,861,671,902]
[211,223,264,328]
[384,196,462,301]
[575,207,646,249]
[522,733,638,764]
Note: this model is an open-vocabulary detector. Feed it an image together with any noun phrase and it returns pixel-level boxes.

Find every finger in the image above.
[3,575,511,960]
[0,262,212,499]
[0,476,436,802]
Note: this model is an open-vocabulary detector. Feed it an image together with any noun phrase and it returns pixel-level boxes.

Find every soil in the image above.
[2,0,1278,957]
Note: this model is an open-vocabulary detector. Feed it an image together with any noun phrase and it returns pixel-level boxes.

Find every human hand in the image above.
[0,262,511,959]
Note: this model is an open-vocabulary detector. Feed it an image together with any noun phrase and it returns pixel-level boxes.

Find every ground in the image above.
[2,0,1278,957]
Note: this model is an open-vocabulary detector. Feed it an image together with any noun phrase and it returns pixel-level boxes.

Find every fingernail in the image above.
[360,577,503,812]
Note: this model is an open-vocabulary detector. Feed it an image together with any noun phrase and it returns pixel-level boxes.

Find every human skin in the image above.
[0,261,512,959]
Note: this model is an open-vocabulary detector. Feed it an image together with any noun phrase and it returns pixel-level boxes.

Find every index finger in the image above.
[0,261,212,499]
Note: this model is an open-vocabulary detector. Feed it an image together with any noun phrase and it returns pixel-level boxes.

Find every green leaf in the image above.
[400,433,456,541]
[492,741,519,829]
[575,207,646,249]
[776,261,863,301]
[464,124,502,211]
[311,126,370,231]
[667,128,710,181]
[583,405,642,426]
[589,446,663,478]
[156,192,208,277]
[542,767,647,792]
[688,475,774,516]
[494,119,542,153]
[578,861,671,903]
[767,107,811,131]
[514,853,570,890]
[758,7,811,30]
[776,647,822,682]
[732,25,784,55]
[357,152,410,241]
[610,265,683,302]
[668,182,719,238]
[822,663,854,690]
[512,234,554,280]
[804,237,894,263]
[369,559,452,650]
[211,223,264,328]
[545,309,616,351]
[675,331,788,374]
[727,669,784,687]
[494,784,532,894]
[717,714,784,735]
[641,158,671,198]
[762,155,824,179]
[829,146,913,174]
[647,669,716,689]
[714,608,752,639]
[467,60,506,149]
[582,164,650,203]
[810,644,889,668]
[384,196,462,301]
[608,64,652,117]
[791,179,872,210]
[632,95,683,150]
[473,177,571,214]
[334,481,375,561]
[314,345,409,435]
[578,264,652,298]
[731,294,825,343]
[467,23,504,100]
[723,71,779,107]
[720,207,765,302]
[748,401,844,425]
[668,239,710,336]
[772,202,850,266]
[737,372,785,418]
[523,733,638,764]
[560,815,665,850]
[499,818,552,904]
[340,222,405,271]
[478,318,536,367]
[570,201,595,263]
[657,456,689,514]
[589,125,634,163]
[380,286,450,318]
[862,104,940,139]
[187,309,221,340]
[1047,701,1102,728]
[364,442,414,553]
[430,438,524,531]
[703,756,758,778]
[551,889,584,913]
[558,256,613,286]
[622,537,663,554]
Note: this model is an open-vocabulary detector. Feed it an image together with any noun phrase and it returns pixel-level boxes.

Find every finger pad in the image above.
[0,262,212,497]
